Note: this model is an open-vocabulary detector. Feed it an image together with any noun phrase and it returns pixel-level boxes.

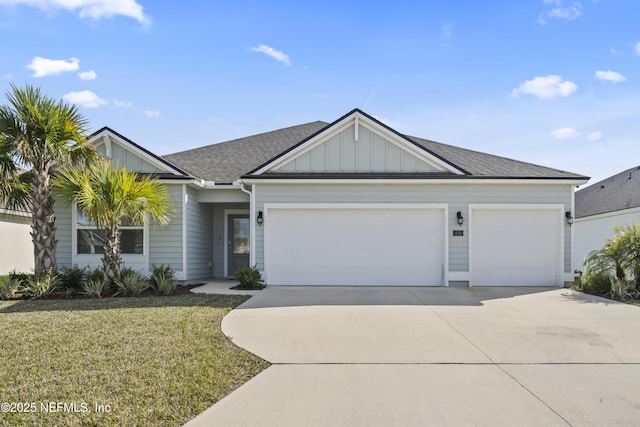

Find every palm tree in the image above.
[585,229,626,281]
[0,83,95,273]
[54,160,175,286]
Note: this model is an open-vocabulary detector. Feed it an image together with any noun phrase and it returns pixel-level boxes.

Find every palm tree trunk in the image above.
[102,224,122,286]
[31,166,56,274]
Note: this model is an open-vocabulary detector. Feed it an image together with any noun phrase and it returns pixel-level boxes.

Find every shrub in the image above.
[149,264,177,296]
[234,265,263,289]
[21,272,59,299]
[82,277,106,298]
[582,271,614,297]
[608,276,638,301]
[0,276,20,300]
[114,269,148,297]
[58,265,86,289]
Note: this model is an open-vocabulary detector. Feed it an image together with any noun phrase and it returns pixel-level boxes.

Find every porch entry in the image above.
[227,214,250,276]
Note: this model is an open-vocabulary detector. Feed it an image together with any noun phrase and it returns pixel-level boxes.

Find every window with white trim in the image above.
[76,210,144,255]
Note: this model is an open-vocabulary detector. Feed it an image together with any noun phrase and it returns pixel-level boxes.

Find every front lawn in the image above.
[0,294,269,426]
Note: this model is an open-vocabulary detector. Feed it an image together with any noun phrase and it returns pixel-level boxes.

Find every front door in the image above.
[228,215,250,276]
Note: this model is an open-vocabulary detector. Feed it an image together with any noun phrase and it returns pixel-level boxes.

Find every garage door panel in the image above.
[266,208,445,286]
[471,209,561,287]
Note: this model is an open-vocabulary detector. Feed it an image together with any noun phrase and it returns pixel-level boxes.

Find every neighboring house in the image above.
[54,109,589,287]
[573,166,640,271]
[0,203,33,275]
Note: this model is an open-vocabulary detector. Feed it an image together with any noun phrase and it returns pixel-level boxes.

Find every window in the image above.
[76,210,144,255]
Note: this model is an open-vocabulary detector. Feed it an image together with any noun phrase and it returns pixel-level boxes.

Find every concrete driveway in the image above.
[185,286,640,426]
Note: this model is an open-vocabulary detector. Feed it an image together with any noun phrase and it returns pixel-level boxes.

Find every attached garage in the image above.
[264,204,447,286]
[470,205,563,287]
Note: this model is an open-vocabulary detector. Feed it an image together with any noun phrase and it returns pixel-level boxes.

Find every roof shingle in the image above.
[575,166,640,218]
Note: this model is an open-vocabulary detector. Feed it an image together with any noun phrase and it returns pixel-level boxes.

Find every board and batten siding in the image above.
[253,183,573,278]
[148,184,184,272]
[275,124,441,173]
[185,186,214,280]
[96,142,164,173]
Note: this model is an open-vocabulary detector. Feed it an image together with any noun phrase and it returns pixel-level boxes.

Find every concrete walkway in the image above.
[185,286,640,426]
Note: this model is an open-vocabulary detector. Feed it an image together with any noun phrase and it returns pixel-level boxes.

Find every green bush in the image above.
[21,272,59,299]
[0,276,20,300]
[234,265,263,289]
[82,277,105,298]
[58,265,86,289]
[114,269,148,297]
[582,271,613,297]
[149,264,177,296]
[608,276,638,301]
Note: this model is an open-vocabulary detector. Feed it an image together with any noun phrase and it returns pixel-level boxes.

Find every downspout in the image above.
[239,182,255,266]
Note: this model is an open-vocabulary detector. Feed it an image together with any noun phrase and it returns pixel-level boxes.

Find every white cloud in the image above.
[144,110,160,118]
[250,44,291,66]
[587,131,603,141]
[113,99,132,108]
[26,56,79,77]
[550,127,580,139]
[62,90,106,108]
[511,75,578,99]
[78,70,96,80]
[595,70,626,83]
[635,41,640,56]
[539,0,582,24]
[610,47,625,56]
[0,0,151,25]
[4,73,13,79]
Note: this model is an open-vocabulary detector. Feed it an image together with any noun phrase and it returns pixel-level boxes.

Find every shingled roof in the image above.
[163,114,588,184]
[575,166,640,218]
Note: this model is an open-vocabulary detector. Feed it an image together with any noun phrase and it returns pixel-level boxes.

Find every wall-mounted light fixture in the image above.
[565,211,574,225]
[456,211,464,226]
[257,210,264,225]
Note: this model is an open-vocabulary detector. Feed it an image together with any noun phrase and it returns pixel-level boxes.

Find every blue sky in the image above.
[1,0,639,185]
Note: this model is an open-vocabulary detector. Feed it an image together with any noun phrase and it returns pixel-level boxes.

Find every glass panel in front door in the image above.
[233,217,250,254]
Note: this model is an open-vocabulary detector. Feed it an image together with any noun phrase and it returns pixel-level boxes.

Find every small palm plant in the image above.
[54,160,174,287]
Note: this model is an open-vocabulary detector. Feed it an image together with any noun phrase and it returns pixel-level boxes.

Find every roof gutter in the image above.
[241,177,590,186]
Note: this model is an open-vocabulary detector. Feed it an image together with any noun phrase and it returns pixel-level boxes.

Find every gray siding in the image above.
[55,199,73,268]
[148,184,183,271]
[96,141,164,173]
[211,203,250,278]
[253,183,573,274]
[186,187,214,280]
[276,124,441,173]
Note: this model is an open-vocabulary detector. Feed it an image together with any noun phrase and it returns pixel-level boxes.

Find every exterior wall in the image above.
[276,124,441,173]
[253,182,573,280]
[212,202,250,278]
[573,207,640,271]
[148,184,184,274]
[0,212,34,274]
[54,199,74,269]
[186,186,214,281]
[96,142,163,173]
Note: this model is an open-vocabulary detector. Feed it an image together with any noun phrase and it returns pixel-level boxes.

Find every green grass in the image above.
[0,294,269,426]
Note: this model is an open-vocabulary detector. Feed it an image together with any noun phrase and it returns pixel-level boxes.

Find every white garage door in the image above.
[266,206,445,286]
[471,208,562,286]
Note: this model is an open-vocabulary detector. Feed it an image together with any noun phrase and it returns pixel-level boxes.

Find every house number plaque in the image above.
[453,230,464,237]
